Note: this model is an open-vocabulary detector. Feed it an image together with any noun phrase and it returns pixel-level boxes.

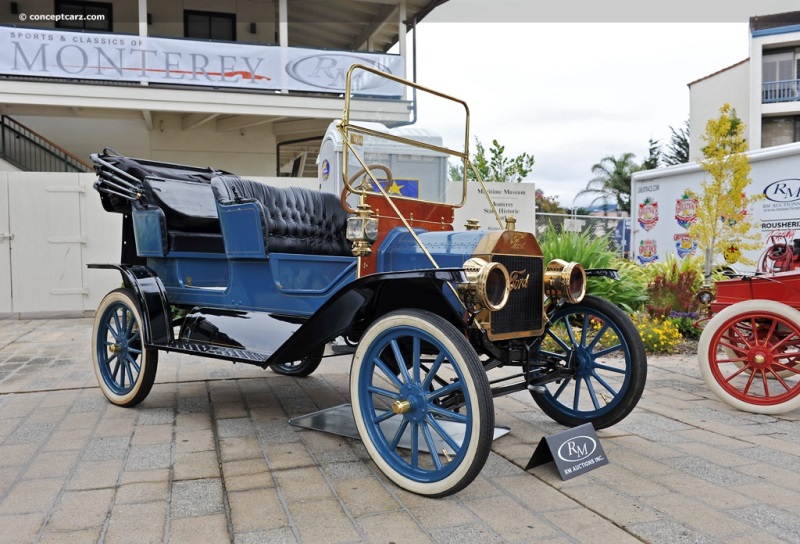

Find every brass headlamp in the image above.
[544,259,586,303]
[458,258,510,313]
[347,203,379,257]
[696,285,714,307]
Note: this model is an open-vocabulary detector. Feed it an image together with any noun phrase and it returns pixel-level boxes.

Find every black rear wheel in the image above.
[271,345,325,377]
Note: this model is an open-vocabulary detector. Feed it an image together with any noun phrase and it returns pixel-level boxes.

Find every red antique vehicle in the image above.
[698,270,800,414]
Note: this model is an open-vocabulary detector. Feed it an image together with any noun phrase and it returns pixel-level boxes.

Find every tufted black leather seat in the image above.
[211,175,352,257]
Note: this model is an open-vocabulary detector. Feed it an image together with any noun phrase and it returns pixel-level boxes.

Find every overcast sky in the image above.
[404,1,767,207]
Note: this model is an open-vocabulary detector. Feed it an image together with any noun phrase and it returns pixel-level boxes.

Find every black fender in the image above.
[585,268,620,280]
[267,269,467,365]
[88,264,173,345]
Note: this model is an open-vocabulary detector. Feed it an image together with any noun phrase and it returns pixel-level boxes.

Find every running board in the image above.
[152,341,271,367]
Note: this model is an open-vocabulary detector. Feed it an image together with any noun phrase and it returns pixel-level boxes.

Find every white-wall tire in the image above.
[92,289,159,407]
[350,309,493,497]
[699,299,800,414]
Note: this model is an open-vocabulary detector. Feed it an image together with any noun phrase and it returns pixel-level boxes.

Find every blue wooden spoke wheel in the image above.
[350,309,493,497]
[92,289,159,407]
[271,345,324,377]
[532,295,647,429]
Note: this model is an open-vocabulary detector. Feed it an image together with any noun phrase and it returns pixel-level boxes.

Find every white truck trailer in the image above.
[631,141,800,273]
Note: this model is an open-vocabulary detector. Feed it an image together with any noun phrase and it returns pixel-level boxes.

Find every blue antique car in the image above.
[89,65,646,497]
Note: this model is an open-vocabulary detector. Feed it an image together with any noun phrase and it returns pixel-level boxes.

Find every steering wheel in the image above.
[341,163,394,214]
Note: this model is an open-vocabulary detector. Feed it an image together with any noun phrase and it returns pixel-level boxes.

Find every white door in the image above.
[9,173,86,314]
[79,174,122,312]
[0,173,11,314]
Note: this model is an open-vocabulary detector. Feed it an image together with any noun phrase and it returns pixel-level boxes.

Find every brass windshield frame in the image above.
[340,64,504,228]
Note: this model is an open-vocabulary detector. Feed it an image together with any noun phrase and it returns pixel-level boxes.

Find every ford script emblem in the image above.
[509,270,529,291]
[556,435,597,462]
[764,179,800,203]
[285,55,392,91]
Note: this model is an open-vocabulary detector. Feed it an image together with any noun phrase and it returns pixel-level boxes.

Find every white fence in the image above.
[536,213,632,258]
[0,172,314,318]
[0,172,119,317]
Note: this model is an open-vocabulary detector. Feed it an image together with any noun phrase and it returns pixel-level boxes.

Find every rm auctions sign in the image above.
[0,27,404,95]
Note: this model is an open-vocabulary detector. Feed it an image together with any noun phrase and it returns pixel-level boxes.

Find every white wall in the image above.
[1,171,537,317]
[0,173,10,314]
[0,158,20,171]
[689,60,750,160]
[691,27,800,157]
[15,113,280,177]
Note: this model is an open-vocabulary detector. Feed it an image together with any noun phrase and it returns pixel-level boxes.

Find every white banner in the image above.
[0,27,405,95]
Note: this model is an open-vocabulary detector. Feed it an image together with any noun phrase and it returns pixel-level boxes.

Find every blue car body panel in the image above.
[92,152,484,364]
[378,228,484,271]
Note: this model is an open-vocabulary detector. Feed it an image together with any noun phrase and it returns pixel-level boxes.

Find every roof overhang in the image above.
[287,0,448,52]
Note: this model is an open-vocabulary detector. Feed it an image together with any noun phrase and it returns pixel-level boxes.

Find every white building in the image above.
[690,11,800,159]
[0,0,446,176]
[0,0,447,317]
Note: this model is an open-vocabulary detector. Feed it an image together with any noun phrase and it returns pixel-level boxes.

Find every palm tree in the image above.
[575,153,637,215]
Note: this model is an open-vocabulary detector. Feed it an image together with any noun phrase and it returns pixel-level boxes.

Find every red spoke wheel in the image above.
[720,319,800,378]
[699,300,800,414]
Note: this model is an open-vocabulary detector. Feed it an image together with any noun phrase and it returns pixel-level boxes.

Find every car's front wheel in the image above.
[531,295,647,429]
[350,309,493,497]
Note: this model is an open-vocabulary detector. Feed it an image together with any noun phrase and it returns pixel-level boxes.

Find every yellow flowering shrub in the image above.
[631,314,683,354]
[540,314,683,356]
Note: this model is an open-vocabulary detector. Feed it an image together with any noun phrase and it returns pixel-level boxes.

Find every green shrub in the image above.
[538,228,647,312]
[641,254,704,317]
[668,313,703,340]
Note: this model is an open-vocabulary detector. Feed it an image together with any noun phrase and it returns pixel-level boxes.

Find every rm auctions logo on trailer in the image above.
[764,179,800,203]
[638,198,658,231]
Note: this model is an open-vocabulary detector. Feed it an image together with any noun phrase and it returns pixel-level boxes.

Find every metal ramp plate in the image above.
[289,404,510,454]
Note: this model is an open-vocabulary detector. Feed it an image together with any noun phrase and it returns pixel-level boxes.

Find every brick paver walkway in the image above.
[0,318,798,543]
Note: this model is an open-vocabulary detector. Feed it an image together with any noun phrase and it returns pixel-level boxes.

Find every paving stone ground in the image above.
[0,317,798,543]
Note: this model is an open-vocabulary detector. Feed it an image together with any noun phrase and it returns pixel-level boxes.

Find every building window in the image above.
[763,52,794,82]
[763,51,796,102]
[762,115,800,148]
[55,0,112,32]
[184,10,236,41]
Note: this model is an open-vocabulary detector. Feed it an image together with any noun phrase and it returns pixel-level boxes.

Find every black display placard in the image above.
[525,422,608,480]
